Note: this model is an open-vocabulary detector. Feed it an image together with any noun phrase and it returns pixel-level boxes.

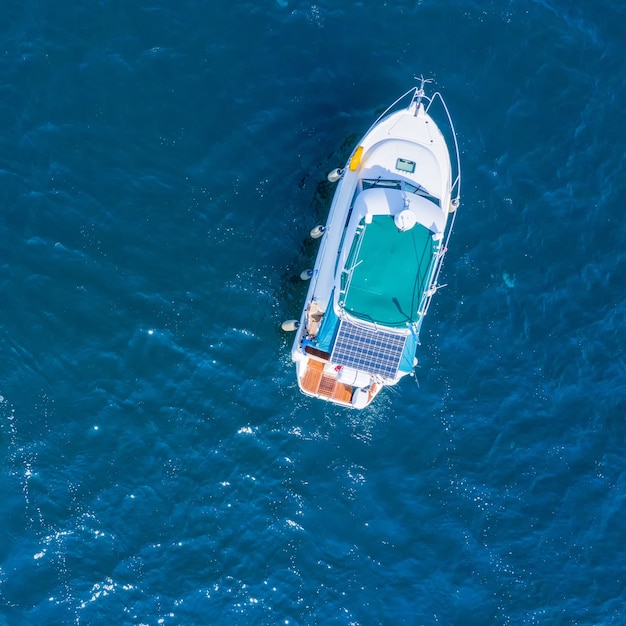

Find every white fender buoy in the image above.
[449,198,460,213]
[327,168,343,182]
[300,269,313,280]
[281,320,300,332]
[413,357,419,367]
[310,225,325,239]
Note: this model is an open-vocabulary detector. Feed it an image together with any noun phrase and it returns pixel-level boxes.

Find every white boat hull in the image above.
[289,83,461,408]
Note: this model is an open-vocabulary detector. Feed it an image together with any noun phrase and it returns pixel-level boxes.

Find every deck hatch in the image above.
[331,319,407,380]
[396,157,415,173]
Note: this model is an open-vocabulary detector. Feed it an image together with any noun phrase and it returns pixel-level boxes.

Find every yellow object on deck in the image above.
[349,145,364,171]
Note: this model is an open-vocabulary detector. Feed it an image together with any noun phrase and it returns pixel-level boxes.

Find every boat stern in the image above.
[293,351,381,409]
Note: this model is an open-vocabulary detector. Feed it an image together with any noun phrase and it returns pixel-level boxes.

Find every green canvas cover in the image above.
[341,216,436,327]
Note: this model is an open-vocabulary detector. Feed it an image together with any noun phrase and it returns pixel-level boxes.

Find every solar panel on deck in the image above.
[331,319,407,379]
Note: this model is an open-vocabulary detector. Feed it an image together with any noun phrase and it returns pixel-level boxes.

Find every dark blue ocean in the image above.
[1,1,625,624]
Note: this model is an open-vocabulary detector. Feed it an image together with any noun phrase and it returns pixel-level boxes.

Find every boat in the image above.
[287,79,461,409]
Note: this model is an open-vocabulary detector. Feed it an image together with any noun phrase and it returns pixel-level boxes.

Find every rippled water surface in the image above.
[1,1,625,624]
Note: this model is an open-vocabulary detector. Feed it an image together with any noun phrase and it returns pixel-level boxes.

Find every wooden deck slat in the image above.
[332,382,353,403]
[318,375,335,397]
[300,359,354,405]
[301,359,324,394]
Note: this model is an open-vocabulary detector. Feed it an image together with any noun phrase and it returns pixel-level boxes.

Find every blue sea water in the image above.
[1,0,625,624]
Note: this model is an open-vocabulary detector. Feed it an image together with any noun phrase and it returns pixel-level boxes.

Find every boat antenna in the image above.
[412,75,433,111]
